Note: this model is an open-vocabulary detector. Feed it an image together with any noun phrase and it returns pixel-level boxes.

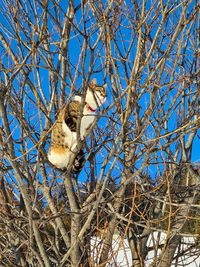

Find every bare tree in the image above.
[0,0,200,266]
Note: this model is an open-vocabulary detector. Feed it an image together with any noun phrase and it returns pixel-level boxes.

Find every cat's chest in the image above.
[80,109,95,138]
[81,114,95,129]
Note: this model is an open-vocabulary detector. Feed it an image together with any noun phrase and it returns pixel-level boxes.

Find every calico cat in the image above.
[48,79,107,173]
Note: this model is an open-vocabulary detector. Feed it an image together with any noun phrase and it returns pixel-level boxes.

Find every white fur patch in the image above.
[85,90,106,110]
[48,150,71,169]
[74,95,82,102]
[78,89,106,139]
[80,111,95,139]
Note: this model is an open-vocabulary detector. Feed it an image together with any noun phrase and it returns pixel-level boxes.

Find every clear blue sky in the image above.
[0,1,199,184]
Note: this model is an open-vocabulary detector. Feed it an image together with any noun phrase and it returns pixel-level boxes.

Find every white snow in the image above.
[90,232,200,266]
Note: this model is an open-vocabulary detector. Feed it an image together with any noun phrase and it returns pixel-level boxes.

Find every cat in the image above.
[48,79,107,173]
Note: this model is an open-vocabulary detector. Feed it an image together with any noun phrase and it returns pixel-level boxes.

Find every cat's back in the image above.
[63,98,81,132]
[51,107,66,145]
[67,98,81,118]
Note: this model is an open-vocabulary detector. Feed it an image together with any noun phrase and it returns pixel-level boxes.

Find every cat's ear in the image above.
[90,78,97,88]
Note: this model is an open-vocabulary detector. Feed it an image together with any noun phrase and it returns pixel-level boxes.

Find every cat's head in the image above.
[86,78,107,109]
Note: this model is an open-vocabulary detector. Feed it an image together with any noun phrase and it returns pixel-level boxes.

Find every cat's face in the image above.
[86,79,107,108]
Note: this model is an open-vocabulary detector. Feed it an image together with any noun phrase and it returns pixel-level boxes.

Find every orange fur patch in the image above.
[50,146,69,154]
